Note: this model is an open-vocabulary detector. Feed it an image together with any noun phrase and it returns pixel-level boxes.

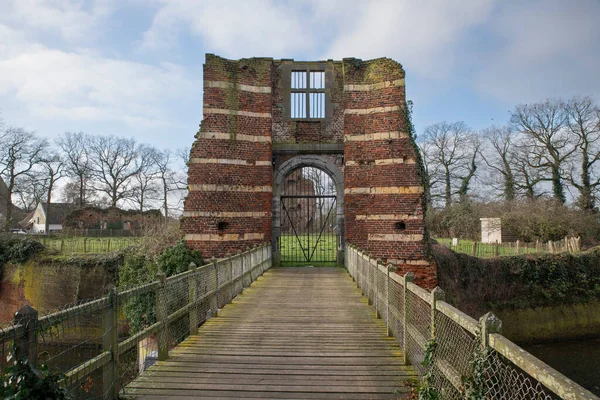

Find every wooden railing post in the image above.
[13,305,38,365]
[480,312,502,349]
[241,251,246,292]
[188,262,198,335]
[155,273,168,361]
[375,259,383,319]
[229,255,234,303]
[386,264,393,337]
[211,257,219,317]
[367,254,373,306]
[403,272,414,365]
[430,287,445,340]
[472,241,477,256]
[102,287,118,399]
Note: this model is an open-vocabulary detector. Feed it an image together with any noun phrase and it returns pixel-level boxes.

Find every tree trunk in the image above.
[551,165,565,203]
[45,183,53,234]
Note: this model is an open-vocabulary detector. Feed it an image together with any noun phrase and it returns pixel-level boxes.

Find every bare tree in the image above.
[564,96,600,210]
[156,149,187,219]
[420,121,477,208]
[480,126,518,201]
[0,127,46,231]
[57,132,92,207]
[132,145,161,211]
[510,99,575,203]
[89,135,143,208]
[13,173,48,211]
[40,154,65,233]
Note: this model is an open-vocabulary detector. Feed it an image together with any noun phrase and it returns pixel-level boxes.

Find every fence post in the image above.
[472,241,477,257]
[155,273,169,361]
[84,237,87,253]
[60,239,64,253]
[102,287,118,398]
[430,287,445,340]
[479,312,502,349]
[386,264,393,337]
[367,254,373,306]
[211,257,219,317]
[495,240,499,257]
[375,259,383,319]
[188,262,198,335]
[13,305,38,365]
[107,238,111,252]
[229,255,234,303]
[516,240,520,254]
[403,272,414,365]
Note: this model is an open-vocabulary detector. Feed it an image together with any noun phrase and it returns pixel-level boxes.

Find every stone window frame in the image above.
[280,62,333,122]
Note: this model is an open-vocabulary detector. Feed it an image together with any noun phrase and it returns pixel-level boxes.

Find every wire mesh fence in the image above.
[0,243,272,399]
[436,237,581,258]
[345,244,598,400]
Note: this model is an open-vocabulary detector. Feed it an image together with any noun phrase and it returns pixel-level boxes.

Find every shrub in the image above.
[433,244,600,317]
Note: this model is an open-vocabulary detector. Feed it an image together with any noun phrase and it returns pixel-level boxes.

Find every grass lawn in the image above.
[279,234,338,263]
[435,238,547,258]
[35,236,141,254]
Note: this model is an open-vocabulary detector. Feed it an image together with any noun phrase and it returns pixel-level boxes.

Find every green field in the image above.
[435,238,548,258]
[279,234,338,264]
[34,236,141,254]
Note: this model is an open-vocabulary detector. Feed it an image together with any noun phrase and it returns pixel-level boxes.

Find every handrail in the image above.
[1,242,273,399]
[345,244,599,400]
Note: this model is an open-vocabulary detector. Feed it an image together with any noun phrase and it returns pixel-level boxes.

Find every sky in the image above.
[1,0,599,152]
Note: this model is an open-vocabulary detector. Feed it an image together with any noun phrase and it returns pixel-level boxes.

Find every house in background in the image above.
[20,203,79,234]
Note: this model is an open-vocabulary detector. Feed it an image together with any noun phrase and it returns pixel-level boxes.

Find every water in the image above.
[521,336,600,396]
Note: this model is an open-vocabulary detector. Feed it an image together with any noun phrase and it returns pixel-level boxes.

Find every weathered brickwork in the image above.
[183,54,436,286]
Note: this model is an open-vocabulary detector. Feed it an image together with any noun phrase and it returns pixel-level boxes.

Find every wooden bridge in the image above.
[126,267,415,399]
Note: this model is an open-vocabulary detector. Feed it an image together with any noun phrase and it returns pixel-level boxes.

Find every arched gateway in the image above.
[182,54,436,286]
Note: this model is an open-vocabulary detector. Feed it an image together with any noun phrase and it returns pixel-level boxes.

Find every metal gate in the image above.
[278,166,338,263]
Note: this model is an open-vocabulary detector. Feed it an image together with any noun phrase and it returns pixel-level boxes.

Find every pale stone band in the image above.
[196,131,272,143]
[205,81,271,93]
[184,233,265,241]
[368,234,424,242]
[190,158,271,166]
[203,108,271,118]
[355,214,421,220]
[344,131,409,142]
[345,186,424,195]
[344,106,401,115]
[344,79,405,92]
[346,158,416,166]
[189,184,272,193]
[183,211,270,218]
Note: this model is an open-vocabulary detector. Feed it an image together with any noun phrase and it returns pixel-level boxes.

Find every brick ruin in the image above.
[182,54,436,286]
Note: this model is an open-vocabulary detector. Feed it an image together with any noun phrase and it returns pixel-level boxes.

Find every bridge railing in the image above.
[0,243,272,399]
[345,244,598,400]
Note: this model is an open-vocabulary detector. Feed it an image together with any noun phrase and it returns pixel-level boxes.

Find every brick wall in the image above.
[184,54,435,286]
[342,58,435,287]
[182,55,274,257]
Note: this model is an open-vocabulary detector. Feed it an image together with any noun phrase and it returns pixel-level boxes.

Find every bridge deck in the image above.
[126,267,415,399]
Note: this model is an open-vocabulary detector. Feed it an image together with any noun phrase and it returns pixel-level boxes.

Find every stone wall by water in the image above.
[0,260,117,322]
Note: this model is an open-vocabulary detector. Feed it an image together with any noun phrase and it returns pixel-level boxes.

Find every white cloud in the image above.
[0,23,199,129]
[323,0,495,78]
[0,0,116,42]
[140,0,310,57]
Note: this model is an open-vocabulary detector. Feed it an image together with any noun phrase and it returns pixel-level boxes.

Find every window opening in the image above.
[291,70,325,119]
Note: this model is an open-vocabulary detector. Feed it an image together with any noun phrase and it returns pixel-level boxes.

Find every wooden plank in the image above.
[125,267,415,398]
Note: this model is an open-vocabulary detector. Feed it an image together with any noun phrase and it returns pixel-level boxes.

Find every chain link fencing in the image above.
[0,243,272,399]
[345,244,598,400]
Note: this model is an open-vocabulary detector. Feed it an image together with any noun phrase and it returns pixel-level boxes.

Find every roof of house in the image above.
[40,203,79,225]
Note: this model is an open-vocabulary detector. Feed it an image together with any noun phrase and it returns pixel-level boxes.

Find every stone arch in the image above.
[272,155,344,265]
